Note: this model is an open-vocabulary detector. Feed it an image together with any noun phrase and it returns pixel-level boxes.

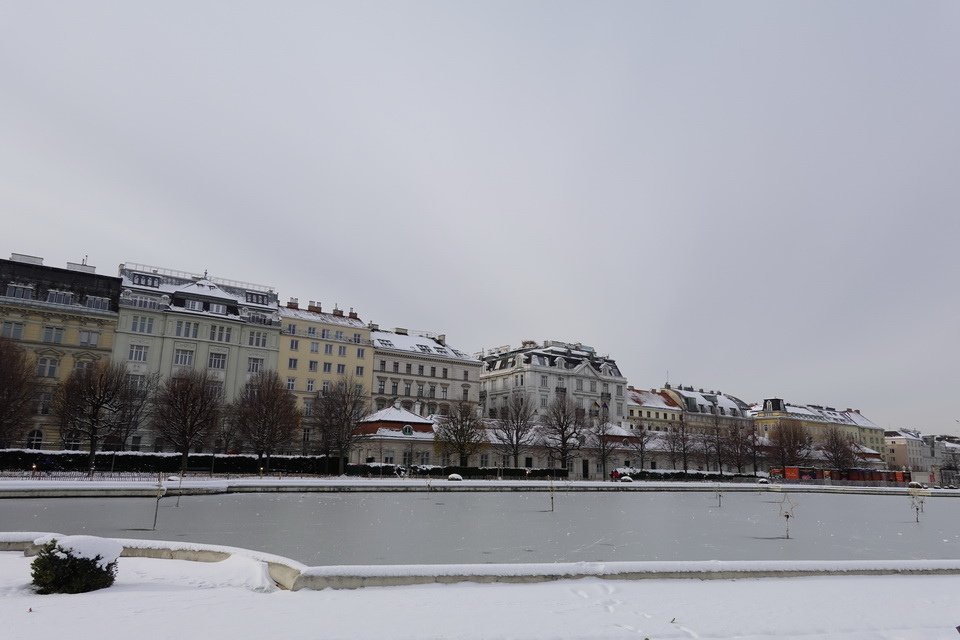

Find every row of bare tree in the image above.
[0,339,371,474]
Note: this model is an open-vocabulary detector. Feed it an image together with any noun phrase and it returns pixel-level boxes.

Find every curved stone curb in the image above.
[7,532,960,592]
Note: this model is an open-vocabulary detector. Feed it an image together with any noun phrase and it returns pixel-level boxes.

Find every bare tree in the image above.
[491,393,536,467]
[540,396,585,471]
[229,371,300,471]
[0,337,36,448]
[312,377,369,474]
[724,423,751,475]
[586,420,619,480]
[434,400,486,467]
[151,370,224,473]
[820,426,858,473]
[664,413,693,471]
[768,421,811,471]
[53,362,131,475]
[626,422,655,470]
[745,425,766,475]
[114,372,160,450]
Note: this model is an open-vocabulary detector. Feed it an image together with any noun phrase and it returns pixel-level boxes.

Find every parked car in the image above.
[757,478,770,485]
[907,481,923,488]
[447,473,463,481]
[619,475,634,483]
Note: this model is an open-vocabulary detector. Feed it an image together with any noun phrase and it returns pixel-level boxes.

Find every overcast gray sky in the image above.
[2,1,958,435]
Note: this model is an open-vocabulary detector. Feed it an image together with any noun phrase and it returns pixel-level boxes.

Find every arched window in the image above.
[64,431,82,451]
[26,430,43,449]
[402,425,413,436]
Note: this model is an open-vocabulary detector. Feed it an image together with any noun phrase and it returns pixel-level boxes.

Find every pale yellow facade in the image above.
[277,302,373,452]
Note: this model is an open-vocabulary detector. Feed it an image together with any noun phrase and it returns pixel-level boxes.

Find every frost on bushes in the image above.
[31,536,121,594]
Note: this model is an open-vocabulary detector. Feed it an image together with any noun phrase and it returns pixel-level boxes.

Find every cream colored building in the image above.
[750,398,886,457]
[112,262,281,451]
[0,253,121,449]
[277,299,373,452]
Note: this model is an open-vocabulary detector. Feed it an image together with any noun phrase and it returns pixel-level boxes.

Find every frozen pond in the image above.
[3,491,959,565]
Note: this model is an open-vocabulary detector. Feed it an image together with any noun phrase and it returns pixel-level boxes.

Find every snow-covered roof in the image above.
[669,387,751,414]
[626,388,681,411]
[749,401,883,430]
[360,405,433,425]
[372,330,477,363]
[278,305,366,328]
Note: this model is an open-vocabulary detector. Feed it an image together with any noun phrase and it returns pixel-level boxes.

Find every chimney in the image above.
[10,253,43,265]
[348,307,358,320]
[66,261,96,274]
[332,305,344,317]
[368,322,379,331]
[436,334,446,345]
[395,327,408,335]
[393,399,401,409]
[307,300,321,313]
[414,401,422,415]
[287,297,299,309]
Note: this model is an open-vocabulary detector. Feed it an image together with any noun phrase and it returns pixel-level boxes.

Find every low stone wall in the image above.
[8,532,960,592]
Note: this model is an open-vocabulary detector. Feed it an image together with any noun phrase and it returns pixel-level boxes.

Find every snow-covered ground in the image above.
[3,551,960,639]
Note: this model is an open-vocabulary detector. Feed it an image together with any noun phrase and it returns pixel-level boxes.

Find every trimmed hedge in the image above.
[622,469,758,482]
[0,449,334,474]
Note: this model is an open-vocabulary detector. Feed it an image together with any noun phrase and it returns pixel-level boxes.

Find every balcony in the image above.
[555,387,567,394]
[600,392,612,401]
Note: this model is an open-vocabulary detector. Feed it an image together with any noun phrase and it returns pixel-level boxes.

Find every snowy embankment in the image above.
[3,550,960,640]
[0,475,950,498]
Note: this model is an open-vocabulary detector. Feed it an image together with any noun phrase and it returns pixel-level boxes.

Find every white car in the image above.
[757,478,770,485]
[619,475,634,483]
[447,473,463,481]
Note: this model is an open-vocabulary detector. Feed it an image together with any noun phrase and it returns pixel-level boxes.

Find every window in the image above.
[419,451,430,465]
[540,375,548,388]
[323,362,332,373]
[74,360,93,373]
[336,364,346,374]
[245,292,268,305]
[442,368,448,379]
[417,384,424,397]
[310,341,319,353]
[86,296,110,310]
[406,363,412,374]
[306,379,315,392]
[287,323,297,334]
[357,347,365,358]
[430,367,436,377]
[174,349,194,366]
[309,360,318,372]
[441,387,448,399]
[335,330,344,341]
[131,316,154,334]
[130,435,141,452]
[129,294,159,309]
[378,379,386,394]
[35,392,53,415]
[404,383,412,396]
[131,273,161,288]
[208,352,226,369]
[541,396,548,408]
[36,357,59,378]
[463,370,469,381]
[356,366,364,376]
[418,365,424,375]
[5,284,34,299]
[248,357,264,373]
[26,430,43,448]
[338,345,347,357]
[128,345,149,362]
[248,330,267,347]
[76,329,99,349]
[377,338,393,347]
[321,329,331,339]
[429,385,436,398]
[176,320,199,338]
[1,321,24,339]
[184,299,203,311]
[480,453,489,467]
[462,388,469,401]
[307,327,316,337]
[324,344,333,355]
[391,382,398,395]
[322,381,332,393]
[154,437,165,453]
[46,290,73,305]
[616,402,623,416]
[393,362,399,373]
[416,344,432,353]
[287,377,296,391]
[616,385,623,397]
[288,358,298,369]
[379,360,386,371]
[576,379,583,391]
[352,333,361,343]
[209,325,232,343]
[589,380,597,392]
[42,326,64,344]
[290,338,300,350]
[209,303,227,315]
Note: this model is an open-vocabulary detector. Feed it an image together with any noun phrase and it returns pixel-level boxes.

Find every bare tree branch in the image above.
[229,370,300,471]
[151,369,223,473]
[0,337,36,448]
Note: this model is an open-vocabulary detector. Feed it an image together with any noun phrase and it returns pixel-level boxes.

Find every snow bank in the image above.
[34,535,122,569]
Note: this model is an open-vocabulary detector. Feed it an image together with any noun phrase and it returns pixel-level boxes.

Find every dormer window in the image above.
[131,273,161,288]
[209,303,227,315]
[402,425,413,436]
[5,284,34,299]
[245,292,268,305]
[184,299,203,311]
[46,290,73,305]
